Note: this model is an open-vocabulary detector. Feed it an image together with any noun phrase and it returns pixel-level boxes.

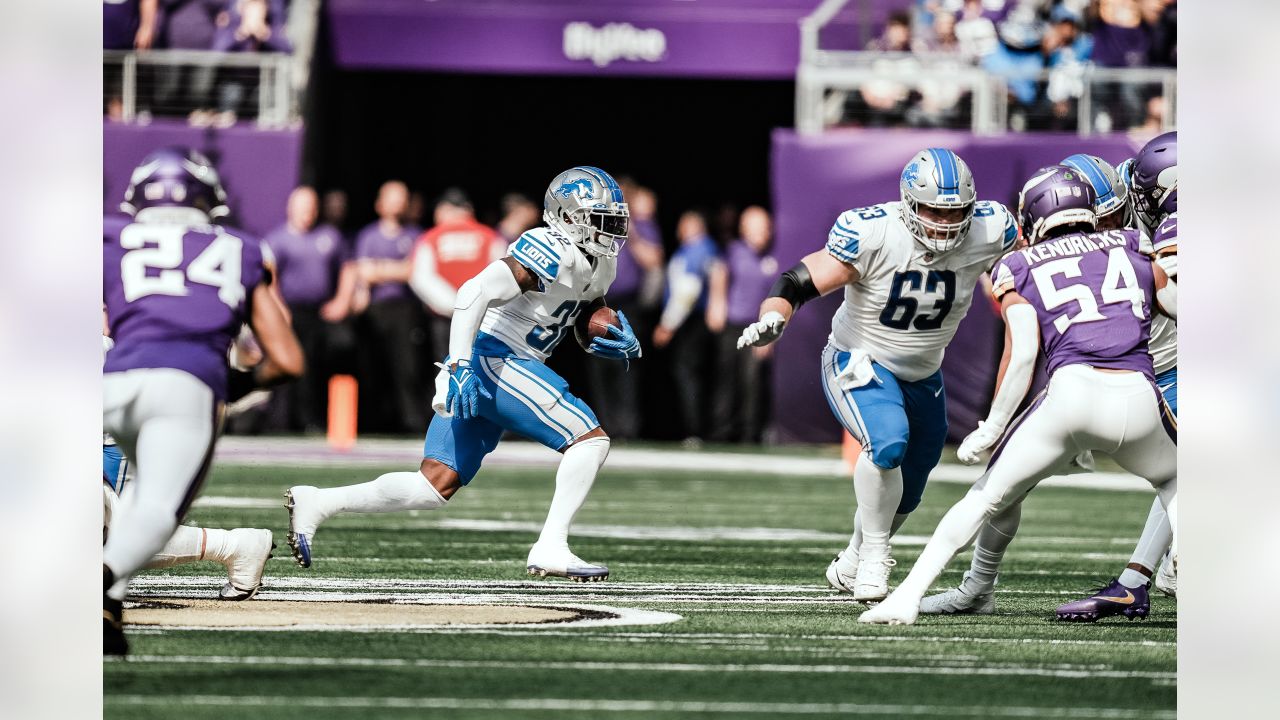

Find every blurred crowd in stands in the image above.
[234,181,780,446]
[103,0,301,125]
[838,0,1177,132]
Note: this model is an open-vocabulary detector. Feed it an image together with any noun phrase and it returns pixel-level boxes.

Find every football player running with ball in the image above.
[738,149,1018,602]
[859,165,1177,626]
[285,167,641,582]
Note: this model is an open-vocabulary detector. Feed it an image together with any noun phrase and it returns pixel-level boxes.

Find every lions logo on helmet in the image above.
[543,166,629,258]
[899,148,977,254]
[1061,153,1131,230]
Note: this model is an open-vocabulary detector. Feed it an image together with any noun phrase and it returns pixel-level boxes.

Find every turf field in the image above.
[104,442,1176,719]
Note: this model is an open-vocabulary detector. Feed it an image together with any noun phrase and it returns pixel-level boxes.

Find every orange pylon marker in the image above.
[328,374,358,451]
[842,431,862,474]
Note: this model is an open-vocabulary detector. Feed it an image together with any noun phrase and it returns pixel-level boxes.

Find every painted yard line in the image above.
[213,436,1153,492]
[114,654,1174,681]
[129,575,1146,597]
[131,587,1131,608]
[182,506,1144,553]
[103,695,1174,718]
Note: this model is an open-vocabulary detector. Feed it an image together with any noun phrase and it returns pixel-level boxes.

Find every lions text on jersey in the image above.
[477,227,617,362]
[824,200,1017,382]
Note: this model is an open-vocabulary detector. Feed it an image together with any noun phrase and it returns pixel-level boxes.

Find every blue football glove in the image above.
[589,311,643,361]
[446,360,491,419]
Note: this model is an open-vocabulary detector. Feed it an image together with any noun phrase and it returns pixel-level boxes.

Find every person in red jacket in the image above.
[360,189,505,360]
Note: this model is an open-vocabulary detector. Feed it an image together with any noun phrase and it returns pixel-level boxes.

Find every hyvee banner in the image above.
[326,0,876,78]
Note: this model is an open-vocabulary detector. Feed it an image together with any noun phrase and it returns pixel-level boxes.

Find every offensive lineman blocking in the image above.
[285,167,642,581]
[860,164,1178,626]
[738,148,1017,601]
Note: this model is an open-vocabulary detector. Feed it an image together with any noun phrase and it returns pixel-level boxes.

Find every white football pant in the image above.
[894,365,1177,601]
[102,368,221,599]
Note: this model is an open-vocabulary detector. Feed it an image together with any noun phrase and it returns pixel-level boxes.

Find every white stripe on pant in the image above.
[102,368,219,599]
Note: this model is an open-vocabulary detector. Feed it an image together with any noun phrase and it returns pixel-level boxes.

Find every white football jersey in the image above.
[824,200,1017,382]
[478,226,616,362]
[1138,222,1177,375]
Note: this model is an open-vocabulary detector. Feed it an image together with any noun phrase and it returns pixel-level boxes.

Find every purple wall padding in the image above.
[103,120,303,237]
[768,128,1145,444]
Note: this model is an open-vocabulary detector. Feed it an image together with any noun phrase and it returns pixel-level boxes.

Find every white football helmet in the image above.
[899,148,977,254]
[543,166,629,258]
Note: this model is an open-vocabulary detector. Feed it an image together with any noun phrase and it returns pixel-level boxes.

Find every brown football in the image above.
[575,304,619,349]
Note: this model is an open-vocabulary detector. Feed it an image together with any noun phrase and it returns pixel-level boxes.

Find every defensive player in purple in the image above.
[860,165,1177,625]
[102,147,304,654]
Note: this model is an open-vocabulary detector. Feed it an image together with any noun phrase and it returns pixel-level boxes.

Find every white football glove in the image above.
[736,311,787,349]
[1154,253,1177,279]
[957,420,1004,466]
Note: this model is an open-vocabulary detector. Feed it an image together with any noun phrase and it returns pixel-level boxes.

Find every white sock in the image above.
[315,471,447,523]
[537,437,610,549]
[852,459,903,548]
[845,511,909,556]
[103,493,181,600]
[1125,496,1172,578]
[963,503,1022,594]
[895,489,991,603]
[145,525,212,568]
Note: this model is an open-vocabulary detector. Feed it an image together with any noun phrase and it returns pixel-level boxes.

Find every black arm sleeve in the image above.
[768,262,820,311]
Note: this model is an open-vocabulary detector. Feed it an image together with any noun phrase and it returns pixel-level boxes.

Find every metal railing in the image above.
[797,0,1176,136]
[104,50,297,127]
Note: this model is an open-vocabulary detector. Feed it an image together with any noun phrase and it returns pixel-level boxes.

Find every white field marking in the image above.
[213,436,1154,492]
[128,576,1169,602]
[114,654,1174,681]
[126,593,679,631]
[103,694,1175,718]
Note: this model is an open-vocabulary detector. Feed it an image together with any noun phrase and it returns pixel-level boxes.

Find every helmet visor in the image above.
[590,211,629,238]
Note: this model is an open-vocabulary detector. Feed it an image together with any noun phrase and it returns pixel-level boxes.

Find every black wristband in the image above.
[768,262,820,310]
[227,368,257,403]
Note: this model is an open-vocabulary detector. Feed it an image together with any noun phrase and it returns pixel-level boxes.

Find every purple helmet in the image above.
[121,146,228,219]
[1130,131,1176,234]
[1017,165,1097,244]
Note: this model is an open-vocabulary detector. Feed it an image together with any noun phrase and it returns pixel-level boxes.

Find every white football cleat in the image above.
[526,543,609,582]
[852,544,896,602]
[1154,551,1177,597]
[825,550,860,594]
[858,591,920,625]
[219,528,274,601]
[285,486,323,568]
[919,574,996,615]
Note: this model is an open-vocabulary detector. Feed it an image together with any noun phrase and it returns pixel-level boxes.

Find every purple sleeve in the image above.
[353,226,373,260]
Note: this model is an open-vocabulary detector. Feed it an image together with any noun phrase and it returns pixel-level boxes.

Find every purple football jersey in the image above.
[103,213,267,400]
[992,228,1156,380]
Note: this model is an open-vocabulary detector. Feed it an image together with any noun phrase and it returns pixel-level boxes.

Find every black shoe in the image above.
[104,595,128,656]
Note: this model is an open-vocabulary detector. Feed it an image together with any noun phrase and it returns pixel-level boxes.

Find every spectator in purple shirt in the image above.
[586,182,664,440]
[210,0,292,124]
[104,0,158,118]
[263,186,358,431]
[353,180,429,432]
[706,207,778,444]
[104,0,158,50]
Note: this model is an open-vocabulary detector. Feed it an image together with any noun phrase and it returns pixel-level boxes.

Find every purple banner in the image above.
[103,120,303,238]
[327,0,879,78]
[768,129,1145,444]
